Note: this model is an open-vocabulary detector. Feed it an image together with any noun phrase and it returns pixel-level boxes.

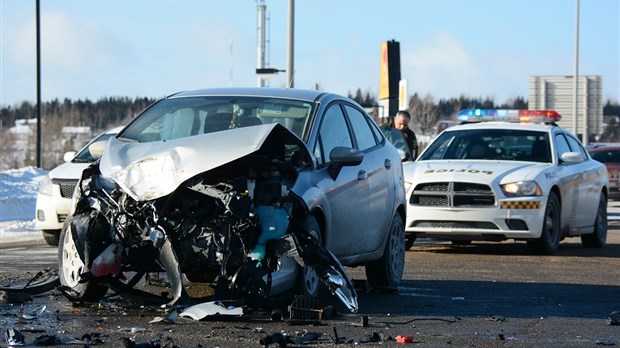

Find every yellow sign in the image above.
[379,42,390,100]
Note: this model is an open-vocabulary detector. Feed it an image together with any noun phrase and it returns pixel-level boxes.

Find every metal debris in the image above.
[4,329,25,346]
[20,305,46,320]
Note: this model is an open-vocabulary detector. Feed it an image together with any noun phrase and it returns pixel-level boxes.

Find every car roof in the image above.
[168,87,330,102]
[445,121,557,133]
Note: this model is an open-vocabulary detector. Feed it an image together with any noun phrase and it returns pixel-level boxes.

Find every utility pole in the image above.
[572,0,581,142]
[36,0,42,168]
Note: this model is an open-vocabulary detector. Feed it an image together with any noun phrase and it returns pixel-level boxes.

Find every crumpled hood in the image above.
[99,123,308,201]
[404,160,552,185]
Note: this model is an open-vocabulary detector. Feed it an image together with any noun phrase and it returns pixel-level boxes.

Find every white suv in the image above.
[35,127,122,245]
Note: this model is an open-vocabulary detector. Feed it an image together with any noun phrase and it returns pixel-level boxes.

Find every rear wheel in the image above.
[365,213,405,289]
[581,192,607,248]
[528,192,561,255]
[42,230,60,246]
[58,214,109,302]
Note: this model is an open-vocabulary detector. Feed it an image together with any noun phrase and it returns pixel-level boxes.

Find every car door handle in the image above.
[358,170,367,180]
[384,159,392,170]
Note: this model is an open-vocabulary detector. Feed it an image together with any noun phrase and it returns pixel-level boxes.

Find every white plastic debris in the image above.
[179,301,243,320]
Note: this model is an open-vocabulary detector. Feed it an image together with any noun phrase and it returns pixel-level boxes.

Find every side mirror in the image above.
[63,151,76,162]
[561,151,584,164]
[88,141,107,160]
[328,147,364,179]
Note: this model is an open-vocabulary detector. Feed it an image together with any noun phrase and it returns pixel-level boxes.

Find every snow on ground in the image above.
[0,167,48,244]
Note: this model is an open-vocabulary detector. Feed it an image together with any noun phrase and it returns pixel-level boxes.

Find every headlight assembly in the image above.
[38,176,53,196]
[501,181,542,197]
[404,181,413,193]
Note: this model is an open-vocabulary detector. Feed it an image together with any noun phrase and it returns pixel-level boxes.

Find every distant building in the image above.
[529,75,603,141]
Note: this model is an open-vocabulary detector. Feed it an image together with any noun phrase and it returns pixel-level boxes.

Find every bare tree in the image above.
[409,93,440,135]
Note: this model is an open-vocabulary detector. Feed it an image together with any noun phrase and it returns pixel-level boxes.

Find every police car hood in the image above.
[404,160,552,185]
[99,123,309,201]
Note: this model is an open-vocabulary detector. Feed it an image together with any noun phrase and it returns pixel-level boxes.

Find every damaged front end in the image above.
[58,124,358,313]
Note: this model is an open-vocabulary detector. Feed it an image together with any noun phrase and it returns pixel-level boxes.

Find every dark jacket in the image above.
[385,121,418,159]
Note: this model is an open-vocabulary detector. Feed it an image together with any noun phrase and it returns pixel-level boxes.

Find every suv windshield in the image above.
[419,129,551,163]
[120,96,314,143]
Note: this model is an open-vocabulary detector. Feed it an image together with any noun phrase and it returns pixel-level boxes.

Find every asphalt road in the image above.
[1,202,619,347]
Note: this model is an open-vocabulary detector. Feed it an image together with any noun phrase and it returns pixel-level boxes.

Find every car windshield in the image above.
[589,149,620,163]
[72,132,118,163]
[119,96,314,143]
[419,129,551,163]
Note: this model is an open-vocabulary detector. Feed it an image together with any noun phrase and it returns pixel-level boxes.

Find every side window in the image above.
[554,134,571,160]
[314,104,353,165]
[565,134,587,157]
[344,105,377,151]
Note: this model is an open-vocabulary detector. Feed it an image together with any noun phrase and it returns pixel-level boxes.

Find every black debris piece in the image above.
[259,332,287,347]
[0,290,32,304]
[608,311,620,326]
[120,337,161,348]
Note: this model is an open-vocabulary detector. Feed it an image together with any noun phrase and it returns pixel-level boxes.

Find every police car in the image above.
[404,109,609,254]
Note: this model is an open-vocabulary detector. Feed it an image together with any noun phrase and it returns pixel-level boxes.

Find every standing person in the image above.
[387,110,418,159]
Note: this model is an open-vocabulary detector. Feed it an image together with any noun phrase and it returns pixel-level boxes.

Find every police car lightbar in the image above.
[457,109,561,124]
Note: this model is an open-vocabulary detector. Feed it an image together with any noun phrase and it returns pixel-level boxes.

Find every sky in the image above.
[1,0,619,108]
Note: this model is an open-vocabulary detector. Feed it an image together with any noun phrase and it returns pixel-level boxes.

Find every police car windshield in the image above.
[420,129,551,163]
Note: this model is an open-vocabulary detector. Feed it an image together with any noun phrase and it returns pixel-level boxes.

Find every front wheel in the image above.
[581,192,607,248]
[365,213,405,289]
[58,214,109,302]
[297,215,322,298]
[528,193,561,255]
[42,230,60,246]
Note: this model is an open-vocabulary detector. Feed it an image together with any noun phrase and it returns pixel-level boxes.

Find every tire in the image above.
[41,230,60,246]
[365,213,405,289]
[528,192,561,255]
[581,192,607,248]
[404,234,416,251]
[58,214,109,302]
[297,215,322,298]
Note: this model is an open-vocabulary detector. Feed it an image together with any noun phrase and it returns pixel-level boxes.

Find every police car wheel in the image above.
[528,192,561,255]
[581,192,607,248]
[404,234,416,251]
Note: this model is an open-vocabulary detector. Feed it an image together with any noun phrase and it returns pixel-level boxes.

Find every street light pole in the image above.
[286,0,294,88]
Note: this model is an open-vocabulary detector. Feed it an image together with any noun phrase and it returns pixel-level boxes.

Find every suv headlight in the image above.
[501,181,542,197]
[38,176,53,196]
